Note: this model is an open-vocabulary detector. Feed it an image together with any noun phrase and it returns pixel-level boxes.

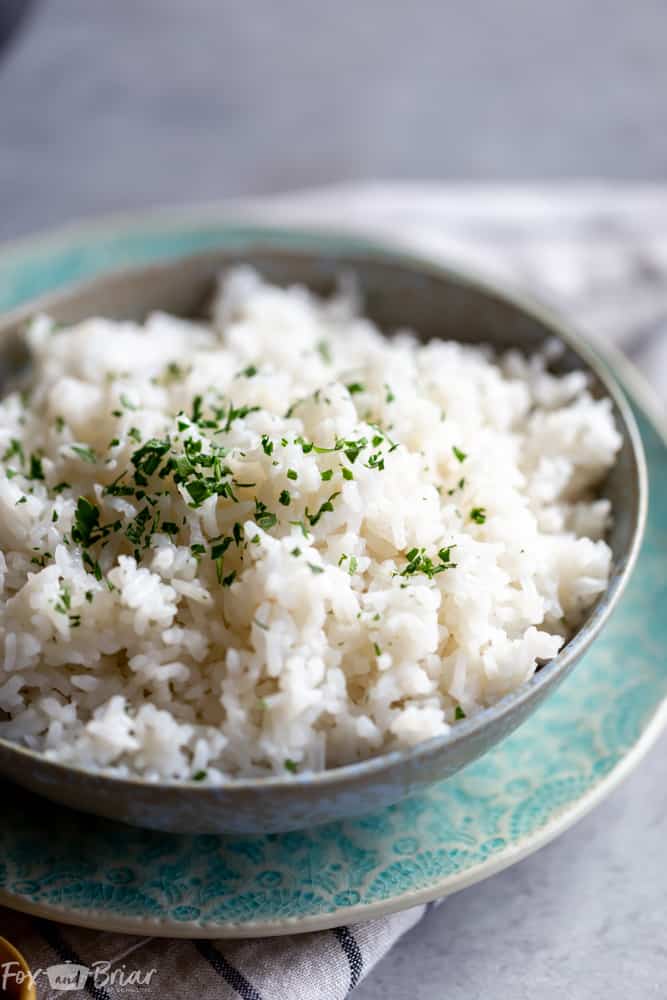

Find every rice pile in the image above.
[0,269,621,780]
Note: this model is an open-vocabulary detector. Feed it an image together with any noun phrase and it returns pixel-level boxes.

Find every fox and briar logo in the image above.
[1,958,158,992]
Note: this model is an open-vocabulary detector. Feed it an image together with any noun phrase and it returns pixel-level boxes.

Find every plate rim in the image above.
[2,685,667,939]
[0,212,664,937]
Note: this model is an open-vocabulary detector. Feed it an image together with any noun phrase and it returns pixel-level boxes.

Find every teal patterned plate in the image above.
[0,214,665,938]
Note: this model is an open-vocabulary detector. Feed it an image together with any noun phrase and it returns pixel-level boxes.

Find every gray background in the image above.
[1,3,667,998]
[2,0,667,240]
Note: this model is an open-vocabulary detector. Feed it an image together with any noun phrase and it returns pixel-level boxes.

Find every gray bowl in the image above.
[0,235,647,834]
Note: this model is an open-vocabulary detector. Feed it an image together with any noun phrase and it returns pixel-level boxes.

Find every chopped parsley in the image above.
[83,551,103,580]
[162,361,188,384]
[455,706,466,720]
[261,435,274,456]
[191,395,203,423]
[125,506,151,546]
[28,453,44,480]
[255,500,278,531]
[70,444,97,464]
[346,382,365,395]
[305,491,340,527]
[284,758,298,773]
[470,507,487,524]
[210,537,232,560]
[3,439,24,465]
[287,468,298,481]
[316,340,332,364]
[399,545,457,579]
[72,497,100,546]
[279,490,291,506]
[452,445,467,464]
[192,770,208,781]
[223,403,260,432]
[340,437,367,464]
[54,581,71,614]
[321,469,333,481]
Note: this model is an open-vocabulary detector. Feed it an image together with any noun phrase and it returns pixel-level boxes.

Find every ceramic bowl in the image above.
[0,236,647,833]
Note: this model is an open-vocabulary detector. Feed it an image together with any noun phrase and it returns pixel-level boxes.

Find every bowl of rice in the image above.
[0,233,646,833]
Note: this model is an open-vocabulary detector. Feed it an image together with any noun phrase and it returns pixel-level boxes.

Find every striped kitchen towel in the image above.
[1,904,427,999]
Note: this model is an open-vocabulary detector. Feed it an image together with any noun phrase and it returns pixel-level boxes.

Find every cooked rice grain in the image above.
[0,269,620,780]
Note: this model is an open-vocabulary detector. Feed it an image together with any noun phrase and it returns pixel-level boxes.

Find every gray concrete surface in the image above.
[2,1,667,241]
[354,745,667,999]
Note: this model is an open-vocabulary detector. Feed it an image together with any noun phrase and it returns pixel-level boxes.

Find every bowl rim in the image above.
[0,230,649,791]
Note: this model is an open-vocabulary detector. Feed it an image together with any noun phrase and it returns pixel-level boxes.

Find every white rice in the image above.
[0,268,621,781]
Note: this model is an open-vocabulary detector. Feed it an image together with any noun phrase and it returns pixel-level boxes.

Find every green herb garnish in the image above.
[255,500,278,531]
[305,491,340,527]
[3,439,24,465]
[28,453,44,480]
[399,545,457,579]
[54,581,71,614]
[70,444,97,464]
[316,340,332,364]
